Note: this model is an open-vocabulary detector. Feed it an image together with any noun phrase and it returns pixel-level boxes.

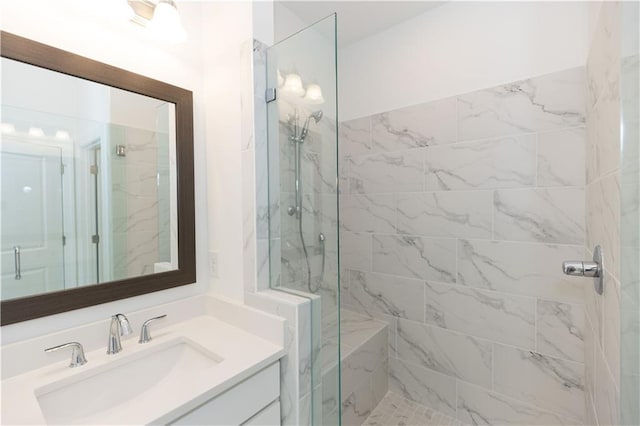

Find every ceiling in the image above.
[281,1,445,47]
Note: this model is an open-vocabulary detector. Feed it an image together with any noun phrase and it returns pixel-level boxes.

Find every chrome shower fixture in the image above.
[300,110,323,141]
[287,108,324,294]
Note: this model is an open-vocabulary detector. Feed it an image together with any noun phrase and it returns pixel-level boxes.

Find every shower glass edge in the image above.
[265,14,340,426]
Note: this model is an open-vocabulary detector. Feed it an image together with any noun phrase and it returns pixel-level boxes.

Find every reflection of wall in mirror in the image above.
[109,90,173,280]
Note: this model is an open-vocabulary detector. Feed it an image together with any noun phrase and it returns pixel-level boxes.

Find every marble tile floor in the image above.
[363,391,462,426]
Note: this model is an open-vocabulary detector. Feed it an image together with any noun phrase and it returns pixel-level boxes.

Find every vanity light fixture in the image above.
[1,122,15,134]
[114,0,135,21]
[128,0,187,44]
[280,73,324,105]
[55,130,71,141]
[303,83,325,105]
[28,127,44,138]
[282,73,306,97]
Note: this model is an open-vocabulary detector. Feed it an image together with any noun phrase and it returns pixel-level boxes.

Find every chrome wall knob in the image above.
[562,260,600,277]
[562,245,604,295]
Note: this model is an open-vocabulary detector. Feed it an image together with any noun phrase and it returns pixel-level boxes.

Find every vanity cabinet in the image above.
[170,362,280,426]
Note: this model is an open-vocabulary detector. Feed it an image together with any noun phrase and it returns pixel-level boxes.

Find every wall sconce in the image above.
[128,0,187,44]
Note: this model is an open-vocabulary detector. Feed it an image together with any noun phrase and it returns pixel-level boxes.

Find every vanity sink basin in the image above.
[34,339,223,425]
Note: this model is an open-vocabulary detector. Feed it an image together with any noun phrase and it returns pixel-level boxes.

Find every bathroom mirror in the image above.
[0,32,195,325]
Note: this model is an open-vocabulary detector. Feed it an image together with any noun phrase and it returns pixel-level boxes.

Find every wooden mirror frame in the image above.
[0,32,196,325]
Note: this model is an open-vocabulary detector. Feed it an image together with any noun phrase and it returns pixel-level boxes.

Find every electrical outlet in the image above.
[209,251,219,278]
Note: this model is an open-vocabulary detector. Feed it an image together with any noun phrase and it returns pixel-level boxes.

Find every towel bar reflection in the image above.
[14,246,21,280]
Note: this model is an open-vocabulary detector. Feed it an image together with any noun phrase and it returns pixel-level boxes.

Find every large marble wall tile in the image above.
[371,358,389,406]
[456,381,582,425]
[341,231,372,271]
[458,67,585,141]
[349,271,425,322]
[340,309,389,348]
[322,364,339,418]
[388,357,456,417]
[621,372,640,426]
[396,191,492,239]
[493,344,585,421]
[424,282,536,348]
[494,187,585,244]
[242,149,256,292]
[350,150,424,194]
[537,127,586,187]
[584,309,597,403]
[424,135,536,191]
[396,318,492,387]
[594,339,620,426]
[457,239,585,303]
[372,235,456,282]
[341,194,395,234]
[585,1,621,109]
[371,97,457,152]
[368,311,398,358]
[603,276,621,386]
[588,89,621,181]
[536,300,585,363]
[339,155,350,195]
[586,174,621,280]
[584,249,603,347]
[342,329,386,398]
[340,117,371,157]
[341,377,374,426]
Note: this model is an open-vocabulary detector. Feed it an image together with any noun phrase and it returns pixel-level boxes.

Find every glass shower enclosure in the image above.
[265,14,340,426]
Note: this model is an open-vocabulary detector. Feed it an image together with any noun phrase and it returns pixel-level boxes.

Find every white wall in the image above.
[202,1,253,302]
[0,0,210,343]
[338,1,590,121]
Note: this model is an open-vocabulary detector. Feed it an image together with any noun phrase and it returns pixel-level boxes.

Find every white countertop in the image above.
[2,314,286,425]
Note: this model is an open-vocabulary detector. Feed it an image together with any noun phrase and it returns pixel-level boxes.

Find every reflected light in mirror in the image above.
[1,122,15,133]
[55,130,71,140]
[282,73,305,97]
[28,127,44,137]
[304,84,325,105]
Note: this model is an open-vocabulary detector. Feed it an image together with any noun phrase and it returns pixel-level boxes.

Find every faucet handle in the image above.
[139,314,167,344]
[45,342,88,368]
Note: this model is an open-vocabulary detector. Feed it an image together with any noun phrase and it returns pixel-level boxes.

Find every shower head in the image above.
[300,110,323,141]
[309,110,323,123]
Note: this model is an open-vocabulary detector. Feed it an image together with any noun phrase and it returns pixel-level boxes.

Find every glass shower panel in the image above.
[620,1,639,423]
[266,14,340,425]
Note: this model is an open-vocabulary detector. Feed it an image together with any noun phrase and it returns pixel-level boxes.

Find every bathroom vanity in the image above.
[1,296,286,425]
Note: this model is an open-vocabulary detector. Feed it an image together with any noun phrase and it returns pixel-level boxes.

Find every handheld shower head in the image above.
[300,110,323,141]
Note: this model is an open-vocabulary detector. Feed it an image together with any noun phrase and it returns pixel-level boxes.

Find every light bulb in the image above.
[147,0,187,44]
[111,0,135,21]
[1,123,15,134]
[304,84,325,105]
[55,130,71,140]
[28,127,44,138]
[282,73,305,97]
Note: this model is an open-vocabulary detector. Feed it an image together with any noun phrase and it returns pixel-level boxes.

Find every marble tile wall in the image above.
[111,126,162,279]
[584,3,623,425]
[340,65,589,424]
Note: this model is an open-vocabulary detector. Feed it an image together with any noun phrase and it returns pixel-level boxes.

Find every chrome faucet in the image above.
[107,313,133,355]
